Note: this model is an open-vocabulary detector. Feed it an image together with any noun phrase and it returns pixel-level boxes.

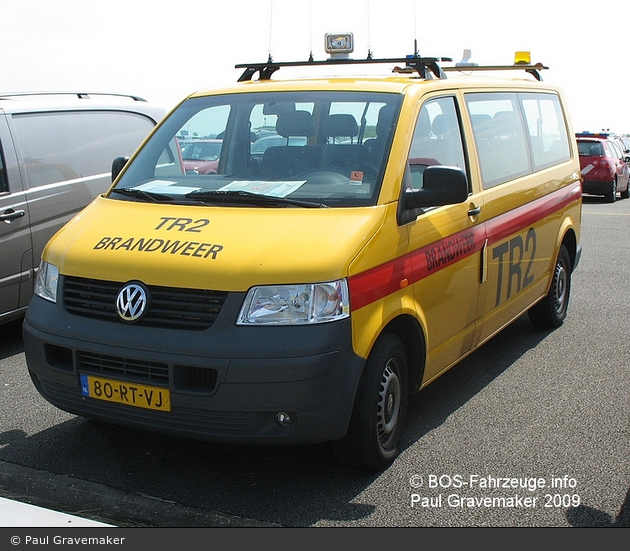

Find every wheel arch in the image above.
[381,314,426,394]
[561,227,578,272]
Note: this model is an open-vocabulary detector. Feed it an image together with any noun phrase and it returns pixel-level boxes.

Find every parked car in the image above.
[576,132,630,202]
[617,135,630,155]
[614,135,630,178]
[0,92,165,324]
[180,139,222,174]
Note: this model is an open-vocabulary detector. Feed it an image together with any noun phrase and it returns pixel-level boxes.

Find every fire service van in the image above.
[23,38,582,471]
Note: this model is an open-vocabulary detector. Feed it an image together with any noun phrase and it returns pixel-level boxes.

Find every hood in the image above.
[46,196,386,291]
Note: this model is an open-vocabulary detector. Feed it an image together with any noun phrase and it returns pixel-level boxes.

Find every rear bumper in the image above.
[582,179,613,195]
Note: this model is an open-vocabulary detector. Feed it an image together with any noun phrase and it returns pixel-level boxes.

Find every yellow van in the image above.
[23,44,582,471]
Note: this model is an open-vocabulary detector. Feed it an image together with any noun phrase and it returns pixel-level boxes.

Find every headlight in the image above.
[34,261,59,303]
[237,280,350,325]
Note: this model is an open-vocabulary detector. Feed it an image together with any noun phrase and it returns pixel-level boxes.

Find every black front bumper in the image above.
[23,290,365,445]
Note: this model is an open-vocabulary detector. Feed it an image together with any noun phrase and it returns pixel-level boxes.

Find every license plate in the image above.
[80,374,171,412]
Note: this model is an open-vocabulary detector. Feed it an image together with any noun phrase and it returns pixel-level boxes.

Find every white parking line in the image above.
[0,497,113,527]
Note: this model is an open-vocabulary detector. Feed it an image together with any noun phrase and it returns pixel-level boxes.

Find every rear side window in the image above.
[521,94,570,169]
[11,110,156,188]
[607,140,622,159]
[466,92,571,188]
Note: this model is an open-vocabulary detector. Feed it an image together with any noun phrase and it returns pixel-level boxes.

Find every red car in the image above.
[180,139,222,174]
[576,133,630,202]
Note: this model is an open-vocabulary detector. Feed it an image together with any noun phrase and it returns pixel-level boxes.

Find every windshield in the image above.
[112,91,402,207]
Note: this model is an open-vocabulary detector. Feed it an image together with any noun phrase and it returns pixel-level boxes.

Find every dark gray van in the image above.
[0,92,165,324]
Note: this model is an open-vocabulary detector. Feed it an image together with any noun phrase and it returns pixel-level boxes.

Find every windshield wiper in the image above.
[185,190,328,208]
[111,188,173,202]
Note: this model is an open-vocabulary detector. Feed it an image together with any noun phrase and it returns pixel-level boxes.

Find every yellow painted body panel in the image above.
[41,71,582,390]
[47,197,387,290]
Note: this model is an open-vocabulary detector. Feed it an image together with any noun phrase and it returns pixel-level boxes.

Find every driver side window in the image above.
[408,97,466,190]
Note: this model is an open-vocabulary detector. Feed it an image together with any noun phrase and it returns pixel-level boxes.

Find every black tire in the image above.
[528,244,571,329]
[333,333,408,471]
[605,179,617,203]
[620,183,629,199]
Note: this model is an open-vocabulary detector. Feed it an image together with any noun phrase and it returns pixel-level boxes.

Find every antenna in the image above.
[413,0,419,55]
[367,0,373,58]
[267,0,274,63]
[308,0,314,62]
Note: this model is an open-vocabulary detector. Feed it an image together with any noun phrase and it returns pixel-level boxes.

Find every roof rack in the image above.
[235,55,453,82]
[443,63,549,81]
[0,92,147,102]
[236,56,549,83]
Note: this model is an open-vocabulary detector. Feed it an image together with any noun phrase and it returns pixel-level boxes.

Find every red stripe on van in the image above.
[348,225,486,311]
[348,182,581,311]
[485,181,581,246]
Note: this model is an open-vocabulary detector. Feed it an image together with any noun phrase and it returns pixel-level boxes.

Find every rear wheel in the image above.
[528,244,571,329]
[605,179,617,203]
[333,333,408,471]
[620,181,629,199]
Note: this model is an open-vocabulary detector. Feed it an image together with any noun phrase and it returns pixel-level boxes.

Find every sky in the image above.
[3,0,627,134]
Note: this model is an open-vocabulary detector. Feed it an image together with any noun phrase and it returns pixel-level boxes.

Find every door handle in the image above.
[1,209,26,221]
[468,205,481,216]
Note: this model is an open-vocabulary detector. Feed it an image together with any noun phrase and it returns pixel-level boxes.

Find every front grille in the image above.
[78,351,169,385]
[64,277,227,330]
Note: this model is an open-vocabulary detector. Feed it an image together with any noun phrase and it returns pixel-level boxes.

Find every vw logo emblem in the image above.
[116,282,148,322]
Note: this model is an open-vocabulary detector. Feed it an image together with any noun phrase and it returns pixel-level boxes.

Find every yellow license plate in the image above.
[80,374,171,412]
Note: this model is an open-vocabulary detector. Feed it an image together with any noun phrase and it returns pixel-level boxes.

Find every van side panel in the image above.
[0,112,33,320]
[475,176,581,344]
[406,202,484,382]
[463,90,581,344]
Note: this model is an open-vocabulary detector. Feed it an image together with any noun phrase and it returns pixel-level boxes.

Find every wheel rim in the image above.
[377,360,401,448]
[552,260,568,315]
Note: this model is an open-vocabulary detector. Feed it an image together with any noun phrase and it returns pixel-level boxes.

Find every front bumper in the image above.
[23,290,365,445]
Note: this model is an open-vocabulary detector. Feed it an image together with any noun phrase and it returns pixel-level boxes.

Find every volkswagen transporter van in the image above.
[0,92,165,324]
[23,44,582,471]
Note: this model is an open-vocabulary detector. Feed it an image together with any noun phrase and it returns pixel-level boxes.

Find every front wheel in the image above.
[333,333,408,471]
[528,244,572,329]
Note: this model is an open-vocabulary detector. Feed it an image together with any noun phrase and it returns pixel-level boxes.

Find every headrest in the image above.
[470,114,491,127]
[431,114,449,137]
[376,105,396,137]
[324,114,358,138]
[276,110,315,138]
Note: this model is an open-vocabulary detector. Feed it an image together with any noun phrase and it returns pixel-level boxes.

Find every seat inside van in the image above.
[259,110,321,178]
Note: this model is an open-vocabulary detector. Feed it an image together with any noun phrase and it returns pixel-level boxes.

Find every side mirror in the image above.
[111,156,130,182]
[403,165,469,210]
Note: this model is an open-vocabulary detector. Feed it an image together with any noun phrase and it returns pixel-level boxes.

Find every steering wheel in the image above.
[291,169,350,185]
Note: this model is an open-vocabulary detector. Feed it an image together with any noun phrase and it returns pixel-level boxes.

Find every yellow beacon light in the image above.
[514,51,531,65]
